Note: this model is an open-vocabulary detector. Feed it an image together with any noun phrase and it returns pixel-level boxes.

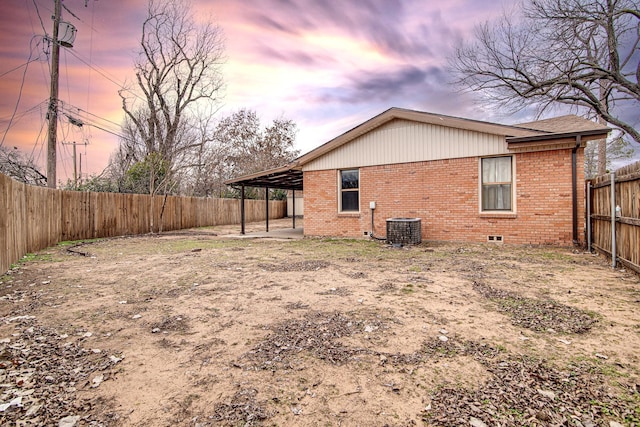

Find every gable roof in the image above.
[292,107,544,167]
[292,108,608,168]
[225,107,609,188]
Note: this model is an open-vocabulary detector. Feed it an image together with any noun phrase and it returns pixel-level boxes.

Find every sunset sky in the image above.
[0,0,636,182]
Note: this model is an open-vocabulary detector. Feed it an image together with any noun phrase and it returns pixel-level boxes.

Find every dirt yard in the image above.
[1,219,639,426]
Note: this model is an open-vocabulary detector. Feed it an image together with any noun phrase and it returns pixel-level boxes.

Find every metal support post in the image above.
[265,187,269,232]
[292,190,296,229]
[240,185,245,235]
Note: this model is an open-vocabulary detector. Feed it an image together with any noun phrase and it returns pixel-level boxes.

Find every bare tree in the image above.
[218,109,299,174]
[117,0,224,196]
[0,146,47,186]
[181,112,229,197]
[451,0,639,173]
[584,133,635,178]
[211,109,300,198]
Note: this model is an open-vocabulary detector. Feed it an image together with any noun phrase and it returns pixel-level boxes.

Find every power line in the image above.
[85,122,130,141]
[65,48,145,103]
[31,109,48,168]
[0,54,41,80]
[58,101,135,143]
[0,36,39,148]
[62,49,72,110]
[60,103,117,131]
[75,106,123,128]
[29,114,47,161]
[85,0,95,113]
[0,99,48,123]
[31,0,48,37]
[61,2,81,22]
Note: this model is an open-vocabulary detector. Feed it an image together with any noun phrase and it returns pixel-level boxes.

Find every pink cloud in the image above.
[2,0,521,182]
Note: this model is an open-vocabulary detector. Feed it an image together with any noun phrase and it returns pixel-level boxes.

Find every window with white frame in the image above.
[481,156,513,211]
[339,169,359,212]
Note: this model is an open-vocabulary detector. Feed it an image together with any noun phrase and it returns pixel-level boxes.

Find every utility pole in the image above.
[62,140,86,188]
[72,141,77,186]
[46,0,62,188]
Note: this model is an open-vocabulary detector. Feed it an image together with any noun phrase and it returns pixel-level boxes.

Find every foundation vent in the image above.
[386,218,421,245]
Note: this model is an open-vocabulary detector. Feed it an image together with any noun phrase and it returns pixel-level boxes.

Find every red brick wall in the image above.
[303,148,584,245]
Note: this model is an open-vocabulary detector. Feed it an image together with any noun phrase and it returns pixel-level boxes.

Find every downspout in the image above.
[571,135,581,245]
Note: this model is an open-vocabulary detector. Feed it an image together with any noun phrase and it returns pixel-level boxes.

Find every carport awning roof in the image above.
[224,165,303,191]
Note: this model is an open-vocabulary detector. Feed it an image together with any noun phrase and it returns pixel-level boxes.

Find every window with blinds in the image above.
[481,156,512,211]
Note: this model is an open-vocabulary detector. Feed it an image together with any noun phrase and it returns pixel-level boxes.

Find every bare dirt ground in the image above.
[1,218,639,426]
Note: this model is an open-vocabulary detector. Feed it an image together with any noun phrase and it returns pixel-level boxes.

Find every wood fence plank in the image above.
[0,174,9,272]
[590,161,640,271]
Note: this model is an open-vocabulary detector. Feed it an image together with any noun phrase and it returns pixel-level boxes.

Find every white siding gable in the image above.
[303,119,509,172]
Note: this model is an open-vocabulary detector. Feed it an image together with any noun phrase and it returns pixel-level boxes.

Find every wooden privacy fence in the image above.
[588,161,640,274]
[0,173,286,274]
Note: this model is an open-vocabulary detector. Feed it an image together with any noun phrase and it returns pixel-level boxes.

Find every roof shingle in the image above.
[515,115,608,133]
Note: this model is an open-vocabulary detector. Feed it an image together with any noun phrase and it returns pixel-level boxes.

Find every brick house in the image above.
[226,108,609,245]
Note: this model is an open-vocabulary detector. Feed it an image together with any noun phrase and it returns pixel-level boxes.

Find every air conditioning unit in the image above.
[386,218,421,245]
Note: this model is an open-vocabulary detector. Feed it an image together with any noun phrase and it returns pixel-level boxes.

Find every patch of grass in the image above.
[622,394,640,424]
[289,238,382,259]
[589,399,615,416]
[9,252,55,268]
[57,238,103,247]
[161,239,245,253]
[22,252,53,262]
[538,250,574,261]
[106,238,251,257]
[505,407,526,418]
[401,284,415,294]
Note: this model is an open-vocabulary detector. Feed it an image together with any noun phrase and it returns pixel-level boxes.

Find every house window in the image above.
[481,156,512,211]
[339,169,359,212]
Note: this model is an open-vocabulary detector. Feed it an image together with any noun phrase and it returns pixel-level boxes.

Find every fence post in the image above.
[586,181,592,252]
[610,172,616,269]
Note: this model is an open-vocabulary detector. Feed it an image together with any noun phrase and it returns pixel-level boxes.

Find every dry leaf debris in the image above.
[240,311,501,371]
[238,311,637,426]
[0,317,123,426]
[241,311,375,369]
[209,388,271,426]
[473,281,598,333]
[424,350,638,426]
[258,260,330,272]
[149,314,190,333]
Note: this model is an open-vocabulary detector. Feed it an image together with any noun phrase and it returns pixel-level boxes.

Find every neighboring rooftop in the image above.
[516,115,608,133]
